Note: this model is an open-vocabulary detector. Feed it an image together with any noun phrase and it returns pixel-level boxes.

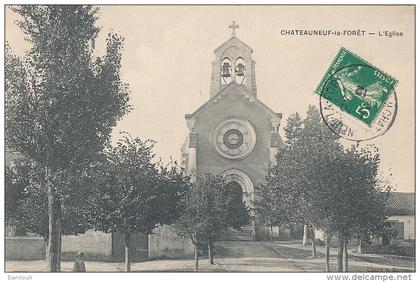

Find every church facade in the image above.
[180,23,284,240]
[5,24,286,261]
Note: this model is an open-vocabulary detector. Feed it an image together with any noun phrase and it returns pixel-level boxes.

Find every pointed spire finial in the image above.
[229,21,239,37]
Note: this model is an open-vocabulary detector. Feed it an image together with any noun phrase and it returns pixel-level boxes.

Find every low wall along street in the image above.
[61,230,113,261]
[148,225,194,259]
[5,237,46,260]
[5,230,146,262]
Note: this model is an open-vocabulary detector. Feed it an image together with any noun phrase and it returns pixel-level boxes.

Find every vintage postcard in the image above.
[2,4,415,280]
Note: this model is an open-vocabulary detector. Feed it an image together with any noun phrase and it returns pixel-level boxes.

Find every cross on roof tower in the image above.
[229,21,239,37]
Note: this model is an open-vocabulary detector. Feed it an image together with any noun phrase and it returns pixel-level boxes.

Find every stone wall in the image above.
[6,230,149,262]
[5,237,46,260]
[61,230,112,261]
[111,232,148,262]
[388,215,415,240]
[148,225,194,259]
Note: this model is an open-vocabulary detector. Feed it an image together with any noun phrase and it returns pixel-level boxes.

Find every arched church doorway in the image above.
[222,169,255,240]
[224,169,254,208]
[224,181,246,209]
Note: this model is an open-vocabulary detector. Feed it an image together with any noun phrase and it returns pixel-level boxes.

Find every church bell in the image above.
[235,63,245,77]
[221,62,231,77]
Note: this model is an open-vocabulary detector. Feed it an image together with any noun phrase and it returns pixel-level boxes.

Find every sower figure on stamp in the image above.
[73,252,86,272]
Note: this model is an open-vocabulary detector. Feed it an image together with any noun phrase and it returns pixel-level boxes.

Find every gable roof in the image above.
[214,36,253,54]
[387,192,415,215]
[187,81,281,121]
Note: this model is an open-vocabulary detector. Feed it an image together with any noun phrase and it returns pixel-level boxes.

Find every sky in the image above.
[5,5,415,192]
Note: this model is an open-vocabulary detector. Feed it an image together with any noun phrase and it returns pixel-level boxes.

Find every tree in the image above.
[258,109,327,251]
[5,159,34,232]
[279,113,311,245]
[156,160,193,227]
[6,5,130,271]
[173,173,250,271]
[253,114,303,242]
[254,182,279,241]
[172,183,208,272]
[328,145,391,271]
[294,106,342,262]
[210,180,250,264]
[6,157,90,245]
[265,105,391,272]
[254,171,297,241]
[86,133,189,272]
[291,106,391,271]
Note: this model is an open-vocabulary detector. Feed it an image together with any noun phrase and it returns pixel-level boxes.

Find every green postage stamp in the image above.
[315,48,398,126]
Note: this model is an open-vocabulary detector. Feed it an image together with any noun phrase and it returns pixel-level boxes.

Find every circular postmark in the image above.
[319,64,397,142]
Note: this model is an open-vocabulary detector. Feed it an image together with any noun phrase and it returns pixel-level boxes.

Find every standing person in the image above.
[73,252,86,272]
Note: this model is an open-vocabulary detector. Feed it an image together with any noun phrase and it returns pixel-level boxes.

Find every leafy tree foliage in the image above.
[294,107,391,271]
[86,133,190,272]
[255,171,298,240]
[173,173,250,271]
[5,5,130,271]
[255,112,306,239]
[257,105,391,272]
[6,157,90,244]
[5,161,32,229]
[157,161,193,226]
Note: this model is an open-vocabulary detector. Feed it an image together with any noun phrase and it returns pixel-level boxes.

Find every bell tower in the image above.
[209,21,257,98]
[180,21,284,241]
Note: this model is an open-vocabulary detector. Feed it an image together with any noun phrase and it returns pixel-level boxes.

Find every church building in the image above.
[6,22,286,262]
[179,22,284,240]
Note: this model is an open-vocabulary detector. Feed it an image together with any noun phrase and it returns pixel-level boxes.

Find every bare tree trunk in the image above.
[311,227,317,257]
[343,238,348,272]
[270,225,274,241]
[303,224,309,246]
[57,224,62,271]
[337,232,344,272]
[47,169,61,272]
[208,239,214,265]
[124,232,131,272]
[325,235,330,272]
[358,238,366,254]
[194,243,199,272]
[45,240,49,261]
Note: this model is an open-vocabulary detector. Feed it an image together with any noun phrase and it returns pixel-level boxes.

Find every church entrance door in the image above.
[221,169,255,241]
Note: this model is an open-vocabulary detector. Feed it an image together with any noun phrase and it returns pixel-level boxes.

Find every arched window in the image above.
[220,57,232,85]
[234,57,246,85]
